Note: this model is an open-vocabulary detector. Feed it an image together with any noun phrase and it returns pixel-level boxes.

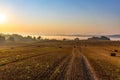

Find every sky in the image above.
[0,0,120,35]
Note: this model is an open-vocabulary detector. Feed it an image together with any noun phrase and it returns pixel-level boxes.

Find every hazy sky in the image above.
[0,0,120,35]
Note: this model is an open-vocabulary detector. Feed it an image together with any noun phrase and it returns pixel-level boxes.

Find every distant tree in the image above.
[7,36,15,42]
[27,36,33,40]
[33,37,37,41]
[23,35,33,42]
[0,36,5,42]
[11,34,24,41]
[44,38,49,41]
[37,36,41,40]
[63,38,67,41]
[74,38,80,41]
[101,36,110,40]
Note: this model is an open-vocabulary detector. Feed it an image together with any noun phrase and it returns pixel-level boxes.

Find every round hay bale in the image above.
[111,53,116,56]
[114,50,118,52]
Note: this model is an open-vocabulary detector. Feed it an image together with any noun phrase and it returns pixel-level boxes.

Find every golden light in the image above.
[0,13,7,24]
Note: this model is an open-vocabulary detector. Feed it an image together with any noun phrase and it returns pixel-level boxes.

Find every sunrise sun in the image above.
[0,13,7,24]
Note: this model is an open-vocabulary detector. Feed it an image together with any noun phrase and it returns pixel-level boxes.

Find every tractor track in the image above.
[66,47,98,80]
[33,55,69,80]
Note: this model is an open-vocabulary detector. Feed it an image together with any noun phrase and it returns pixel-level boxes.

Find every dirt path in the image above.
[66,47,98,80]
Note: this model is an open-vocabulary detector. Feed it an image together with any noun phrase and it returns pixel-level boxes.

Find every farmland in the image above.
[0,40,120,80]
[80,41,120,80]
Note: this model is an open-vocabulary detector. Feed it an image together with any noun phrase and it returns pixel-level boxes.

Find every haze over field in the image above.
[0,0,120,35]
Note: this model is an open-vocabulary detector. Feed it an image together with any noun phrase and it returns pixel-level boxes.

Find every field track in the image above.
[34,47,98,80]
[66,47,98,80]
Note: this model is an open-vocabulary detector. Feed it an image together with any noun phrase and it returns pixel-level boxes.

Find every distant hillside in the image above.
[109,35,120,38]
[88,36,110,41]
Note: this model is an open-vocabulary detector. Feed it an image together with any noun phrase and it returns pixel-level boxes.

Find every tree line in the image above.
[0,34,41,42]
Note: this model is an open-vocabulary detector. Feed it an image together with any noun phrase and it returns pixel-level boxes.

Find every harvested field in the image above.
[0,41,120,80]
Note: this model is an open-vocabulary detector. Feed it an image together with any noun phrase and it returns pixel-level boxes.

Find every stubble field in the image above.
[0,40,120,80]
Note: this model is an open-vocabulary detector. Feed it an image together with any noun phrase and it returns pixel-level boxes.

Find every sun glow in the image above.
[0,13,7,24]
